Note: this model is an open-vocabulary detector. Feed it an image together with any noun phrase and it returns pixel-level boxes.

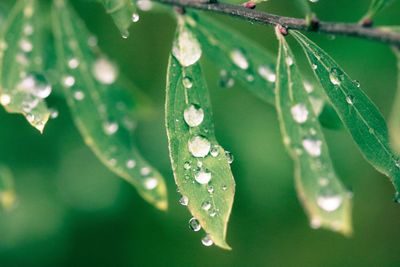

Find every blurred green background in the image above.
[1,0,400,266]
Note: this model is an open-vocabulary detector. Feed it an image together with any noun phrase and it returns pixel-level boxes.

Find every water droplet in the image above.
[172,24,202,67]
[302,138,322,157]
[346,95,354,105]
[93,58,118,85]
[225,151,234,164]
[303,81,314,93]
[179,195,189,206]
[201,201,211,211]
[50,110,59,119]
[209,209,217,217]
[184,105,204,127]
[207,185,214,194]
[137,0,153,11]
[394,192,400,203]
[184,161,191,170]
[126,159,136,169]
[131,13,140,22]
[201,234,213,246]
[329,67,344,86]
[258,65,276,82]
[0,94,11,105]
[230,49,249,70]
[103,122,119,135]
[312,64,318,70]
[221,185,227,191]
[310,218,321,229]
[219,70,235,88]
[318,177,330,186]
[189,217,201,231]
[23,24,34,36]
[195,168,212,184]
[317,190,343,212]
[74,91,85,101]
[285,56,294,66]
[182,77,193,89]
[19,73,52,99]
[291,103,309,124]
[210,146,219,157]
[68,58,80,69]
[19,38,33,52]
[309,0,319,3]
[188,136,210,157]
[197,161,203,168]
[141,167,151,176]
[63,75,75,88]
[354,80,361,87]
[144,177,158,190]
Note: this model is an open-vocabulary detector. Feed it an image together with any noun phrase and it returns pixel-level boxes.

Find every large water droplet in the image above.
[189,217,201,231]
[329,67,344,86]
[258,65,276,82]
[201,234,213,246]
[188,136,210,157]
[184,105,204,127]
[182,77,193,89]
[131,13,140,22]
[0,94,11,105]
[291,103,309,124]
[195,168,212,184]
[93,58,118,85]
[201,201,211,211]
[302,138,322,157]
[230,49,249,70]
[144,177,158,190]
[172,25,202,67]
[18,73,52,99]
[317,190,343,212]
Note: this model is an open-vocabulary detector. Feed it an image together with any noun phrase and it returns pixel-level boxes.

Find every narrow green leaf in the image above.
[186,13,340,129]
[292,30,400,195]
[99,0,139,38]
[165,18,235,249]
[52,0,167,210]
[275,31,352,235]
[389,47,400,152]
[0,0,51,132]
[0,165,16,211]
[363,0,397,20]
[294,0,311,16]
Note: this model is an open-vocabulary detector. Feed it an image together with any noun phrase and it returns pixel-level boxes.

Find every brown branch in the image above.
[154,0,400,46]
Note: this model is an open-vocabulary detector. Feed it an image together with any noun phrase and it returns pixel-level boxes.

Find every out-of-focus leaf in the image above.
[294,0,311,16]
[165,18,235,249]
[275,31,352,235]
[0,0,51,132]
[186,12,340,128]
[52,0,167,210]
[292,30,400,196]
[363,0,397,20]
[0,165,16,211]
[389,46,400,152]
[98,0,139,38]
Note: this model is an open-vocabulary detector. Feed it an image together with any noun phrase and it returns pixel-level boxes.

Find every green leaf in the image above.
[186,13,339,128]
[0,165,16,211]
[275,31,352,235]
[363,0,397,20]
[0,0,51,132]
[389,47,400,152]
[165,18,235,249]
[52,0,167,210]
[292,30,400,195]
[98,0,138,38]
[294,0,311,16]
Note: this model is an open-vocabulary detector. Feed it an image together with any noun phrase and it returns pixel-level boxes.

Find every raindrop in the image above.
[184,105,204,127]
[317,190,343,212]
[184,161,191,170]
[285,56,294,66]
[258,65,276,82]
[230,49,249,70]
[74,91,85,101]
[68,58,80,69]
[201,235,213,246]
[207,185,214,194]
[50,109,59,119]
[312,64,318,70]
[291,103,309,124]
[189,217,201,231]
[201,201,211,211]
[225,151,234,164]
[354,80,361,88]
[310,218,322,229]
[309,0,319,3]
[179,195,189,206]
[329,67,344,86]
[19,73,52,99]
[63,75,75,88]
[195,168,212,184]
[303,81,314,93]
[0,94,11,105]
[23,24,34,36]
[182,77,193,89]
[209,209,217,217]
[219,70,235,88]
[93,58,118,85]
[346,95,354,105]
[302,138,322,157]
[144,177,158,190]
[141,167,151,176]
[103,122,119,135]
[126,159,136,169]
[19,38,32,52]
[131,13,140,22]
[137,0,153,11]
[221,184,227,191]
[210,146,219,157]
[188,135,211,157]
[172,25,202,67]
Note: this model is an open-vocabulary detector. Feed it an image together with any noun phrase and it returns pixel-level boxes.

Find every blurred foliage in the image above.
[0,0,399,266]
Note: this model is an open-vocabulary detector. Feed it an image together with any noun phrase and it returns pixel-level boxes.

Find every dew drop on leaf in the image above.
[0,94,11,106]
[188,136,211,157]
[201,234,214,246]
[126,159,136,169]
[194,168,212,184]
[179,195,189,206]
[258,65,276,83]
[172,24,202,67]
[329,67,344,86]
[317,189,343,212]
[230,49,249,70]
[182,77,193,89]
[103,122,119,135]
[131,13,140,22]
[143,177,158,190]
[93,58,118,85]
[189,217,201,231]
[291,103,309,124]
[302,138,322,157]
[184,105,204,127]
[225,151,234,164]
[201,201,212,211]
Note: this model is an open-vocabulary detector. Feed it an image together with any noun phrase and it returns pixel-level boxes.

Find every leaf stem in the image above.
[153,0,400,46]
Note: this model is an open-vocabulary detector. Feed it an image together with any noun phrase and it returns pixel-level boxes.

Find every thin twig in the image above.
[154,0,400,46]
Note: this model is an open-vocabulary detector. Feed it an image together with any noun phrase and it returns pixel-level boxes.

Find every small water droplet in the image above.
[194,168,212,184]
[221,184,227,191]
[103,122,119,135]
[310,218,321,229]
[329,67,344,86]
[201,201,211,211]
[286,56,293,66]
[19,38,33,52]
[354,80,360,88]
[184,105,204,127]
[137,0,153,11]
[230,49,249,70]
[258,65,276,82]
[201,234,213,246]
[126,159,136,169]
[184,161,191,170]
[219,70,235,88]
[93,58,118,85]
[63,75,75,88]
[0,94,11,105]
[188,136,211,157]
[141,167,151,176]
[312,64,318,70]
[74,90,85,101]
[131,13,140,22]
[210,146,219,157]
[291,103,309,124]
[225,151,234,164]
[68,58,80,69]
[303,81,314,93]
[207,185,214,194]
[182,77,193,89]
[346,95,354,105]
[179,195,189,206]
[302,138,322,157]
[189,217,201,231]
[144,177,158,190]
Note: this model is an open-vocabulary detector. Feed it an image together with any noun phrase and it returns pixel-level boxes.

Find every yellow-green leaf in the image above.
[0,165,16,211]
